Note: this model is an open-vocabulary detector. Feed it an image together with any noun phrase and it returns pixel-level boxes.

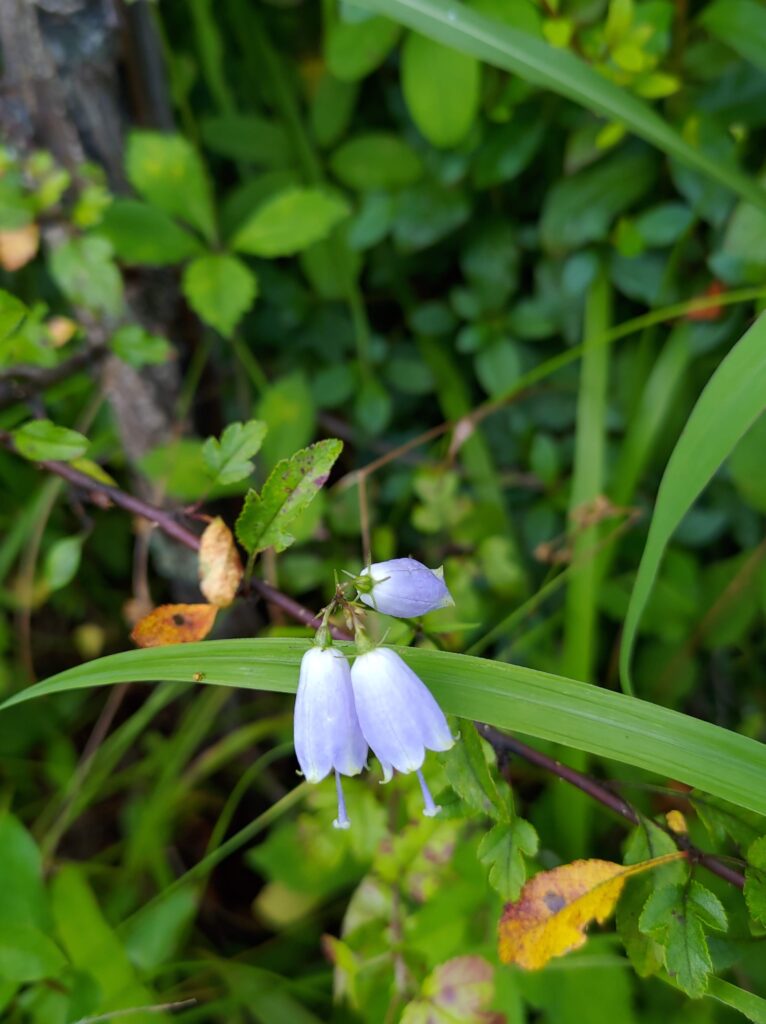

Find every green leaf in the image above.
[0,925,66,982]
[477,819,538,900]
[235,439,342,555]
[98,199,202,265]
[182,253,258,337]
[13,420,89,462]
[664,911,711,999]
[232,187,350,257]
[745,836,766,927]
[257,372,316,469]
[618,822,684,977]
[706,978,766,1024]
[51,865,158,1019]
[0,289,27,342]
[690,791,766,849]
[330,133,423,190]
[401,32,480,149]
[351,0,766,211]
[202,420,267,486]
[43,535,84,592]
[620,313,766,692]
[138,438,218,502]
[639,881,725,998]
[126,131,215,241]
[0,814,47,930]
[701,0,766,74]
[109,325,172,369]
[49,236,123,317]
[325,15,401,81]
[200,114,292,166]
[121,884,198,972]
[8,640,766,820]
[442,721,508,820]
[541,150,657,251]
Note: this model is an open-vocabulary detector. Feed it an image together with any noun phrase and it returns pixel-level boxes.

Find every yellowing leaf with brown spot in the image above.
[198,517,243,607]
[131,603,217,647]
[498,851,684,969]
[0,224,39,271]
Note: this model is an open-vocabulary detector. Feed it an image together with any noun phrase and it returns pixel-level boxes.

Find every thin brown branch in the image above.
[0,346,106,411]
[479,725,746,890]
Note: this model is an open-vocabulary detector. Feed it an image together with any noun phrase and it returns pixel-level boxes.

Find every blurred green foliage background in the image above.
[1,0,766,1020]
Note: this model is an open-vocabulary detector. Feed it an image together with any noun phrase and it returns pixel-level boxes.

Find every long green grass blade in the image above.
[353,0,766,212]
[4,638,766,816]
[620,313,766,693]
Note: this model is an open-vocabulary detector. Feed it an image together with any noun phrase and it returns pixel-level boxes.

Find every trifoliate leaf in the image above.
[478,819,538,901]
[202,420,267,486]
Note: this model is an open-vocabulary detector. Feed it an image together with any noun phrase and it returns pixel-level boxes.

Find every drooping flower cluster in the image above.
[293,558,455,828]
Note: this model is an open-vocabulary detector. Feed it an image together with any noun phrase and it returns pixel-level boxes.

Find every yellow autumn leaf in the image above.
[665,809,688,834]
[131,603,218,648]
[498,851,684,969]
[198,517,243,607]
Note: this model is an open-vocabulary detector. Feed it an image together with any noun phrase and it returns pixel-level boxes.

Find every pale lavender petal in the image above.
[358,558,453,618]
[293,646,368,783]
[350,648,453,777]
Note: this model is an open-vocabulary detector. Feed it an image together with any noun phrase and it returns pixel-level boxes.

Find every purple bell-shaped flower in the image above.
[294,645,368,829]
[350,647,453,817]
[357,558,454,618]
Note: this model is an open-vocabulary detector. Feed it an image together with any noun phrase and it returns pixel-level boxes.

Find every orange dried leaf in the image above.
[686,281,724,321]
[0,224,40,271]
[498,852,684,970]
[131,603,217,647]
[198,517,243,607]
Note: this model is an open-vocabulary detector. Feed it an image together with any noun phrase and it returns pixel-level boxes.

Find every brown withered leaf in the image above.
[131,603,218,647]
[198,517,243,607]
[0,224,40,271]
[498,852,684,970]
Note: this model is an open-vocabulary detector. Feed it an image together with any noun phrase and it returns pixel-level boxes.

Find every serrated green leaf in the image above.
[745,836,766,926]
[442,722,508,820]
[665,911,711,999]
[235,439,342,555]
[182,253,258,337]
[477,819,538,900]
[232,188,350,257]
[126,131,215,242]
[687,881,728,933]
[202,420,267,486]
[13,420,88,462]
[639,882,721,997]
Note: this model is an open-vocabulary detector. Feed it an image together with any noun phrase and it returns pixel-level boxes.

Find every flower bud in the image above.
[356,558,454,618]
